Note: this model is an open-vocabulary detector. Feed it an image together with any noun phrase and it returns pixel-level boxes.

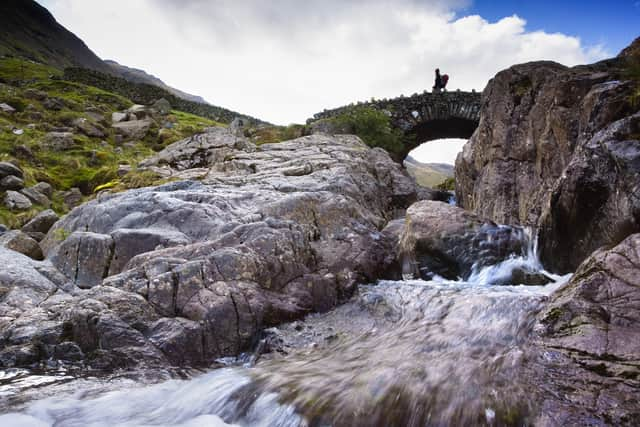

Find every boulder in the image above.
[455,51,640,273]
[139,127,254,171]
[62,187,83,209]
[398,200,526,280]
[0,224,7,234]
[22,209,59,234]
[12,144,34,160]
[0,162,23,179]
[0,230,43,260]
[0,175,24,191]
[20,187,51,208]
[0,103,16,114]
[48,232,114,288]
[112,118,153,141]
[111,112,127,123]
[31,182,53,199]
[538,112,640,272]
[23,89,47,101]
[4,191,32,210]
[533,233,640,424]
[27,133,418,368]
[152,98,171,115]
[42,97,64,111]
[72,117,105,138]
[42,132,75,151]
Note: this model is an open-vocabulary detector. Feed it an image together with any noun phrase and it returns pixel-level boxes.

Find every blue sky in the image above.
[463,0,639,55]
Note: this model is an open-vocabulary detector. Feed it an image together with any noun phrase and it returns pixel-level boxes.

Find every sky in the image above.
[39,0,639,125]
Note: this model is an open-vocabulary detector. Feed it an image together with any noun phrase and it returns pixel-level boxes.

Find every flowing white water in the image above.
[0,229,571,426]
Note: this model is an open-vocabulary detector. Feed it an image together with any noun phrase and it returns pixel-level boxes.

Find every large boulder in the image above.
[398,201,526,280]
[0,175,24,191]
[456,46,640,273]
[8,132,418,368]
[532,233,640,424]
[0,162,23,180]
[4,191,32,211]
[0,230,43,260]
[538,112,640,272]
[138,127,255,171]
[112,118,153,140]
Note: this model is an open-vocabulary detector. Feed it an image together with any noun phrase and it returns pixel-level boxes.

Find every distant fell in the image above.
[105,60,209,105]
[0,0,109,72]
[0,0,228,111]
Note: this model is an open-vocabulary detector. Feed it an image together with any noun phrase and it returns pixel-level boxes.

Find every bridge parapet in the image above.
[310,90,482,132]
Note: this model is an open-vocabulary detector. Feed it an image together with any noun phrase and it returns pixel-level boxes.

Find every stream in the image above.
[0,231,570,426]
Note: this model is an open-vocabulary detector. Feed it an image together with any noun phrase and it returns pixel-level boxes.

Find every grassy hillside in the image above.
[0,57,222,228]
[403,156,454,188]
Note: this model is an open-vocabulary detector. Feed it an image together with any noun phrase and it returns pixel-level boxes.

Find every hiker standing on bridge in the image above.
[433,68,448,93]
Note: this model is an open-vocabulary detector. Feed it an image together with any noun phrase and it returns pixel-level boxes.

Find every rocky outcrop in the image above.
[532,233,640,425]
[398,201,527,280]
[1,131,417,369]
[456,45,640,273]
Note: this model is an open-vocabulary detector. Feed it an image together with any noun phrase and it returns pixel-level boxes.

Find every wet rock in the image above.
[22,209,59,234]
[534,233,640,424]
[4,191,32,210]
[539,112,640,273]
[455,49,640,273]
[0,230,44,260]
[0,175,24,191]
[112,118,153,141]
[0,162,23,179]
[0,224,7,234]
[399,201,526,280]
[26,133,418,367]
[509,268,553,286]
[20,187,51,208]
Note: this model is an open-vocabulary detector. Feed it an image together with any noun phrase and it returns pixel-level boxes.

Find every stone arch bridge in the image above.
[310,90,482,158]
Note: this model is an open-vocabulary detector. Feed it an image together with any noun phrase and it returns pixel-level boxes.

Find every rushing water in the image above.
[0,231,570,426]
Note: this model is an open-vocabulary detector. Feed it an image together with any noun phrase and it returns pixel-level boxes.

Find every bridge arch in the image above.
[310,90,482,161]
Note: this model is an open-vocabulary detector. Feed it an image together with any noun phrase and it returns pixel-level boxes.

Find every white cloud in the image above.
[45,0,609,124]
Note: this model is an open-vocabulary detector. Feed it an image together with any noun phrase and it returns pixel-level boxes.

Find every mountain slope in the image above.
[105,60,208,105]
[0,0,110,73]
[0,0,218,108]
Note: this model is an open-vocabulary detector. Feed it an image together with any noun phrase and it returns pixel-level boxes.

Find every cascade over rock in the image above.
[1,129,419,368]
[455,43,640,273]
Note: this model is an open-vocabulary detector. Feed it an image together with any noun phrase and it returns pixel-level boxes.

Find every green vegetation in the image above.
[327,106,408,159]
[64,67,265,126]
[0,57,223,227]
[623,57,640,108]
[436,177,455,191]
[245,124,308,145]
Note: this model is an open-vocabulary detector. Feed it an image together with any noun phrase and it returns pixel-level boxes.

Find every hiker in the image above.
[433,68,449,93]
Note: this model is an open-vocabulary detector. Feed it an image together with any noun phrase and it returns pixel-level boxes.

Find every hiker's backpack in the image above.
[442,74,449,88]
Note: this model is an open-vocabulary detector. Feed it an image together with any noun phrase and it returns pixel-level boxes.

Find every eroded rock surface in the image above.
[2,131,417,369]
[398,200,526,280]
[531,233,640,425]
[456,48,640,273]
